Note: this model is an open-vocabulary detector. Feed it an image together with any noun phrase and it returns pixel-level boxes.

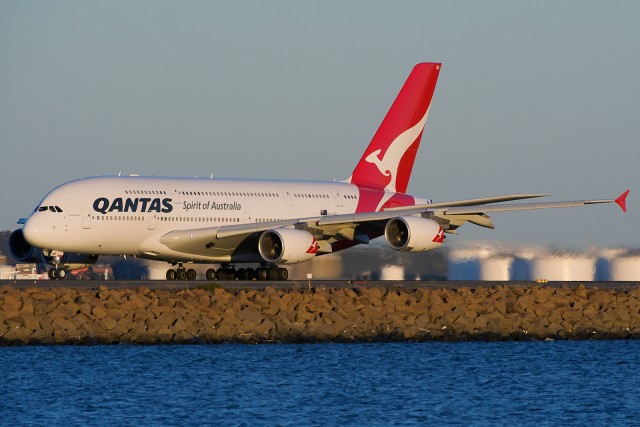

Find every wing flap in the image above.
[441,199,610,215]
[382,193,548,212]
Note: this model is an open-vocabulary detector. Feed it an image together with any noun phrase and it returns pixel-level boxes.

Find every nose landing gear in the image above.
[47,253,67,280]
[47,267,67,280]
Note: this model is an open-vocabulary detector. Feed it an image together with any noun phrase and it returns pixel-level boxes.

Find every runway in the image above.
[2,279,639,290]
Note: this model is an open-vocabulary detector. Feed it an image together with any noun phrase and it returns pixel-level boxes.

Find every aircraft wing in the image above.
[428,190,629,233]
[159,190,628,256]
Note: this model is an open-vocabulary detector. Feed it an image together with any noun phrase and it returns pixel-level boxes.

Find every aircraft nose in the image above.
[23,215,44,247]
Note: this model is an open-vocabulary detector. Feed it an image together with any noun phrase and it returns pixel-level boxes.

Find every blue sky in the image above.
[1,1,637,248]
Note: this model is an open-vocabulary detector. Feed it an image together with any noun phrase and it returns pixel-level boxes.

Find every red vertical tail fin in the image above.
[348,62,441,193]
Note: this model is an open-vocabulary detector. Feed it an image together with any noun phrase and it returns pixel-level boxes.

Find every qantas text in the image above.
[93,197,173,214]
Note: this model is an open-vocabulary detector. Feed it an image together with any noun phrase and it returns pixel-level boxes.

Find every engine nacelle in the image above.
[8,228,42,263]
[258,228,319,264]
[8,228,98,270]
[384,216,445,252]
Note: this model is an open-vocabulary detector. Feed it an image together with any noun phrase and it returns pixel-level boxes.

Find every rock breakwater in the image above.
[1,284,640,344]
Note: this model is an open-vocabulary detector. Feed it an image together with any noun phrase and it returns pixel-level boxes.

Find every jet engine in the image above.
[8,228,42,263]
[9,228,98,270]
[384,216,445,252]
[258,228,319,264]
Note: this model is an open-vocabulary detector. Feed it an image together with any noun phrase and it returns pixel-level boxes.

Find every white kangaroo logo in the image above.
[365,106,430,193]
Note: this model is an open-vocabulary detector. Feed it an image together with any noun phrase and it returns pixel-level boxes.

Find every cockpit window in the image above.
[37,205,63,213]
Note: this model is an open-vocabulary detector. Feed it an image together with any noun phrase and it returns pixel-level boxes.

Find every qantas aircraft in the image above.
[9,62,628,281]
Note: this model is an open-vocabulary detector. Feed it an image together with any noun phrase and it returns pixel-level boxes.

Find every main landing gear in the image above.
[165,264,289,281]
[208,265,288,281]
[166,264,197,281]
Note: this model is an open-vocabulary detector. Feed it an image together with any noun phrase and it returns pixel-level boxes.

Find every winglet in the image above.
[615,190,629,212]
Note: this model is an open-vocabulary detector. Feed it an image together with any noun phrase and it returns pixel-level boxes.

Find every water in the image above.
[1,341,640,426]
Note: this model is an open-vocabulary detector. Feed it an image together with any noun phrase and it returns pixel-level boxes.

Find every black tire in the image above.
[48,268,57,280]
[56,269,67,280]
[186,269,197,280]
[246,268,255,280]
[267,268,278,281]
[206,268,216,280]
[177,269,187,280]
[166,269,177,280]
[277,268,289,281]
[256,268,268,281]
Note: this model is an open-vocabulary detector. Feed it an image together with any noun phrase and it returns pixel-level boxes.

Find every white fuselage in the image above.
[22,176,428,264]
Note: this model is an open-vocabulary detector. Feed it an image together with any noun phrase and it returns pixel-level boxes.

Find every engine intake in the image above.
[258,228,318,264]
[8,229,42,263]
[385,216,444,252]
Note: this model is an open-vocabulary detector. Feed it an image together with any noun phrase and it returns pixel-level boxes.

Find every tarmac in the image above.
[2,279,640,290]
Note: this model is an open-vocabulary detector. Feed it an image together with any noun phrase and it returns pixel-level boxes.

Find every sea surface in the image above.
[1,341,639,426]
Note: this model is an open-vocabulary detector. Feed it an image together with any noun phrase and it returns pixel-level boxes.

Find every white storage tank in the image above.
[609,255,640,281]
[532,254,596,281]
[309,254,343,279]
[479,256,513,281]
[380,265,404,280]
[289,253,343,279]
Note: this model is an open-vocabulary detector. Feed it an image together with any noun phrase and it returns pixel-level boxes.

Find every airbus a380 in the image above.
[9,62,628,281]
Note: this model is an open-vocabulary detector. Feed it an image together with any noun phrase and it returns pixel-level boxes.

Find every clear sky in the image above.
[1,1,638,249]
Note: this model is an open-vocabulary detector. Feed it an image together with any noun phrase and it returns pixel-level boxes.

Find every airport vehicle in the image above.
[9,63,628,280]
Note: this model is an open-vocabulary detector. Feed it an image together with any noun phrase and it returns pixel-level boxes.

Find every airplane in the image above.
[9,62,629,281]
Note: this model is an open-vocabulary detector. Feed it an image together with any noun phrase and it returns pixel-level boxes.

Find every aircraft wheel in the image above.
[166,269,177,280]
[277,268,289,281]
[206,268,216,280]
[48,268,57,280]
[186,269,197,281]
[56,269,67,280]
[246,268,255,280]
[177,269,187,280]
[256,268,268,281]
[267,268,279,281]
